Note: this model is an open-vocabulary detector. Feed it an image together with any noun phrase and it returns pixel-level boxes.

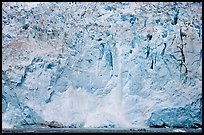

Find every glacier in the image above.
[2,2,202,130]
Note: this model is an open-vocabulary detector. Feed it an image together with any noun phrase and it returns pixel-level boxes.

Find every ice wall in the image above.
[2,2,202,129]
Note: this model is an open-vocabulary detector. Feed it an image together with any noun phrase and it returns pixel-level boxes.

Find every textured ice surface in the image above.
[147,98,202,128]
[2,2,202,129]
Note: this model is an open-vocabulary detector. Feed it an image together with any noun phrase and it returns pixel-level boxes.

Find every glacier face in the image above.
[2,2,202,129]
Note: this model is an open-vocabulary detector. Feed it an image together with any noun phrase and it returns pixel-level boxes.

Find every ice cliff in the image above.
[2,2,202,129]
